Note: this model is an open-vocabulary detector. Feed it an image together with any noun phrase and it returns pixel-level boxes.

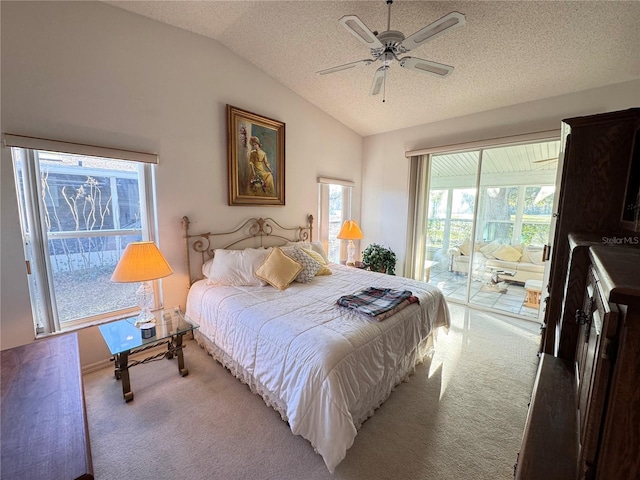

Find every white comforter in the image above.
[185,263,449,472]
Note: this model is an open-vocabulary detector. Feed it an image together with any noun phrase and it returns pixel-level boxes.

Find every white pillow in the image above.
[286,241,329,264]
[522,245,545,265]
[202,257,215,279]
[204,248,272,286]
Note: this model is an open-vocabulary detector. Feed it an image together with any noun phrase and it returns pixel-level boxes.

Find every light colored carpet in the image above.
[83,304,540,479]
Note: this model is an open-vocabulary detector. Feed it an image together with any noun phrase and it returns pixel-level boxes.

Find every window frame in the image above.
[317,177,354,263]
[7,135,159,336]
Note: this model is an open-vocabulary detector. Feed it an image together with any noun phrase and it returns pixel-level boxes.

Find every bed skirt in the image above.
[192,327,440,468]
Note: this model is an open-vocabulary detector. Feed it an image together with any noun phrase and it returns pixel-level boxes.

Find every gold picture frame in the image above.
[227,105,285,206]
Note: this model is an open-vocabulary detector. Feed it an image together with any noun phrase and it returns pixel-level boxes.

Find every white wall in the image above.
[0,2,362,365]
[361,80,640,275]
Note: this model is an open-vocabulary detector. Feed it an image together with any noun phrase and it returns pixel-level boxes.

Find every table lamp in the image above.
[337,220,364,266]
[111,241,173,325]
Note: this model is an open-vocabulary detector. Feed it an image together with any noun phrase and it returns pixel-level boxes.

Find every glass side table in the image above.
[98,307,199,402]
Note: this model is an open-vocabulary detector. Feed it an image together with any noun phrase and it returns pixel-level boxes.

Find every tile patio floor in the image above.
[427,263,541,320]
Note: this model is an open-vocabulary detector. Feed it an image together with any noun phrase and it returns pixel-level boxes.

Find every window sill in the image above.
[35,307,161,340]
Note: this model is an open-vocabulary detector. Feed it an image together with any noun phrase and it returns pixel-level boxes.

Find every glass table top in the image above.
[98,307,198,356]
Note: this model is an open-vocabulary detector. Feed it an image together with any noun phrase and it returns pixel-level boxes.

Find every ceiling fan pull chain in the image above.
[383,67,387,103]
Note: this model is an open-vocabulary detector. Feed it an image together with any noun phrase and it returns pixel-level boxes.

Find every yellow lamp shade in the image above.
[111,241,173,283]
[337,220,364,240]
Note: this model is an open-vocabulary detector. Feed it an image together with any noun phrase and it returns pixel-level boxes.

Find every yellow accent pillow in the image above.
[301,247,332,275]
[254,247,303,290]
[479,240,502,258]
[493,244,523,262]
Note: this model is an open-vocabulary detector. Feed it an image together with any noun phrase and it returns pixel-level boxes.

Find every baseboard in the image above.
[82,358,112,374]
[81,343,181,375]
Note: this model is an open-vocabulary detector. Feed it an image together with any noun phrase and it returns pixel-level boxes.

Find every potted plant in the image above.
[362,243,396,275]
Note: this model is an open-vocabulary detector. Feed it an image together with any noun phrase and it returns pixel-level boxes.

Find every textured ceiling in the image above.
[105,1,640,137]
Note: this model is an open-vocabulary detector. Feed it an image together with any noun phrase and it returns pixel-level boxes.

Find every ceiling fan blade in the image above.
[370,66,387,96]
[401,12,466,51]
[399,57,454,77]
[339,15,384,49]
[317,59,374,75]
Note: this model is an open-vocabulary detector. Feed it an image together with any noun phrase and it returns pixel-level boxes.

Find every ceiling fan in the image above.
[317,0,466,101]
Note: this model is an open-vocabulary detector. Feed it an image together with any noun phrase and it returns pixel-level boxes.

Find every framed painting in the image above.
[227,105,285,206]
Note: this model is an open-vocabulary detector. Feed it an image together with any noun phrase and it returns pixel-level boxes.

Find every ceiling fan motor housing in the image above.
[372,30,407,59]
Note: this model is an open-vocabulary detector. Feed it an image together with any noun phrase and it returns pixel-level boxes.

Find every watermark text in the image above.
[602,236,639,245]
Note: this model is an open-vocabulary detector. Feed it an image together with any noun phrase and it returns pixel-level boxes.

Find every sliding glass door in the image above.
[417,139,559,321]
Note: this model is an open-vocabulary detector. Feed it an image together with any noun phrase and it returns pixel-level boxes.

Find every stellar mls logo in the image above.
[602,236,640,245]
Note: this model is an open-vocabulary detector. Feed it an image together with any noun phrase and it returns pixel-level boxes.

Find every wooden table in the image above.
[1,333,93,479]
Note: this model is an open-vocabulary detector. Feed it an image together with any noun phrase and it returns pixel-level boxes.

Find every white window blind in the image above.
[4,134,158,164]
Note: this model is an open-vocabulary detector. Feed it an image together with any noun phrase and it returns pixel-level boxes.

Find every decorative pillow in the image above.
[204,248,271,286]
[254,247,303,290]
[458,238,473,256]
[493,244,523,262]
[522,245,545,265]
[479,240,502,259]
[282,247,321,283]
[286,241,330,264]
[301,247,332,275]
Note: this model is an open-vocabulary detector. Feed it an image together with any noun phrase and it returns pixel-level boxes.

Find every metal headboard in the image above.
[182,215,314,287]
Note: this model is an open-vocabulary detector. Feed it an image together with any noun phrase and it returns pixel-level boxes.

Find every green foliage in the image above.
[362,243,396,275]
[521,223,550,245]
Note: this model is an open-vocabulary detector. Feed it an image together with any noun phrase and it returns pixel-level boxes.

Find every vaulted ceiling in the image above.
[105,1,640,137]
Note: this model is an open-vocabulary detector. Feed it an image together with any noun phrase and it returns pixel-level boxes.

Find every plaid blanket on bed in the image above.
[337,287,418,317]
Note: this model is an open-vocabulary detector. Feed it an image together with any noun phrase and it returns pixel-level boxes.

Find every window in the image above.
[9,136,158,335]
[317,178,354,263]
[425,188,475,254]
[408,135,560,287]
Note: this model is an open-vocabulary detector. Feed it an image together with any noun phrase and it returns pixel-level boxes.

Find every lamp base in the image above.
[346,240,356,267]
[134,281,156,326]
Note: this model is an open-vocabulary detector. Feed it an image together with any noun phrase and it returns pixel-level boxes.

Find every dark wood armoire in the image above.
[515,108,640,479]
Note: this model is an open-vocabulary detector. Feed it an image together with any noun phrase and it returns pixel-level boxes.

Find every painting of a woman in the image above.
[227,105,285,205]
[248,136,275,196]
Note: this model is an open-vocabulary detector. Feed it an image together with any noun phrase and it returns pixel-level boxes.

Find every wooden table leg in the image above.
[115,351,134,402]
[173,333,189,377]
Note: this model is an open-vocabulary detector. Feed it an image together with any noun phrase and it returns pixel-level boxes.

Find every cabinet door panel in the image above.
[577,269,618,477]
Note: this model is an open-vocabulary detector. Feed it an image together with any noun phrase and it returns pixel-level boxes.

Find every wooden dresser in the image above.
[1,333,93,480]
[515,242,640,479]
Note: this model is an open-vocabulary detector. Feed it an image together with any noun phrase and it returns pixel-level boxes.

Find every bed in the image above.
[182,215,450,472]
